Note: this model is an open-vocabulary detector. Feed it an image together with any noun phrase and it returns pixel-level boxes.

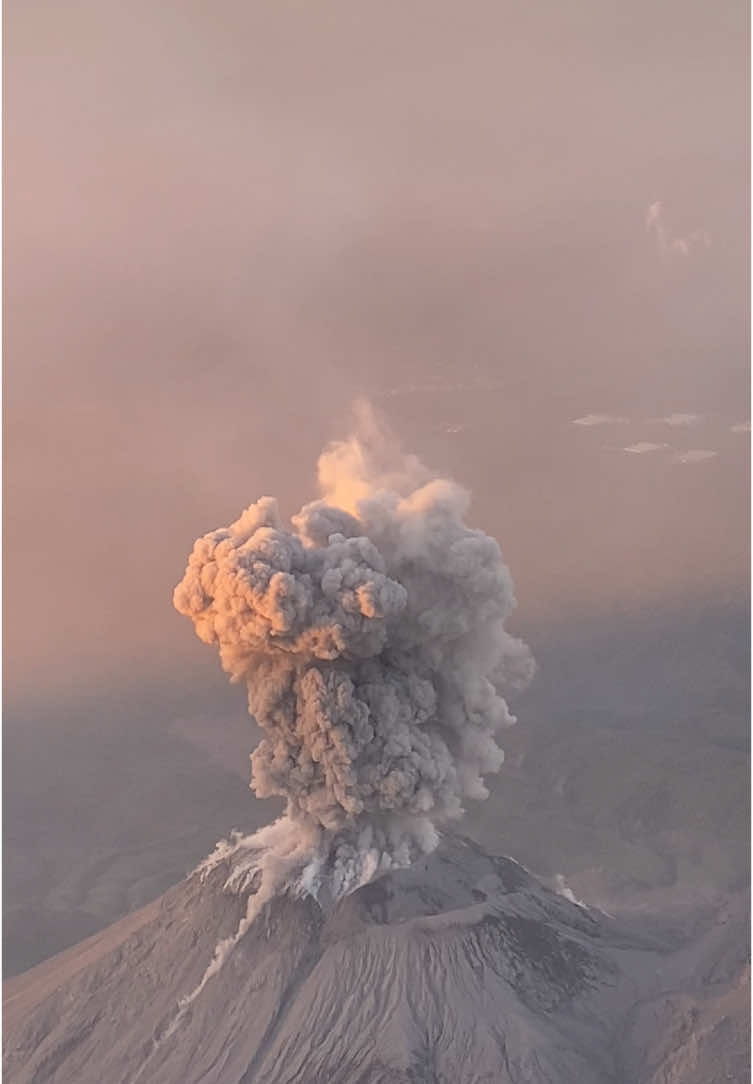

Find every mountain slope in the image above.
[3,836,747,1084]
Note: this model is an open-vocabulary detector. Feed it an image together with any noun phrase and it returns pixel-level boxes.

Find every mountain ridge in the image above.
[4,834,747,1083]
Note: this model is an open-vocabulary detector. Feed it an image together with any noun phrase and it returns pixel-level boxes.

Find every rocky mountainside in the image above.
[4,836,748,1084]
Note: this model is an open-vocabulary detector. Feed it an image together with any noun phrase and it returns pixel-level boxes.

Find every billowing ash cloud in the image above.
[174,408,533,908]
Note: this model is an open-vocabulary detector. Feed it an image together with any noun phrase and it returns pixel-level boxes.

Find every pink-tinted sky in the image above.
[5,0,748,709]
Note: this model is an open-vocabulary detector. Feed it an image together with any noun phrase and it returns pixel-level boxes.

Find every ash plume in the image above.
[174,407,534,912]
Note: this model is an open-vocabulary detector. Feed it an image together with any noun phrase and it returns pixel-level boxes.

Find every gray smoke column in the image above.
[174,407,534,903]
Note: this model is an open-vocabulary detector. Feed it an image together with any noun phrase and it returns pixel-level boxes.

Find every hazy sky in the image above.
[5,0,749,717]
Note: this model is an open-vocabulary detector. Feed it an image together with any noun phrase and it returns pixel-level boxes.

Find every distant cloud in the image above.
[656,413,703,427]
[673,449,718,464]
[645,201,711,261]
[443,424,464,435]
[572,413,629,427]
[645,201,663,232]
[731,421,751,434]
[383,379,504,399]
[622,442,669,454]
[554,875,588,910]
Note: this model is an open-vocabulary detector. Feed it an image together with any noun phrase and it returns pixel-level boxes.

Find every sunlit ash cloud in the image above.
[731,421,751,434]
[173,401,533,901]
[170,404,535,999]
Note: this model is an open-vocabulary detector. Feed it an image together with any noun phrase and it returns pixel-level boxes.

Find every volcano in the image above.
[3,835,747,1084]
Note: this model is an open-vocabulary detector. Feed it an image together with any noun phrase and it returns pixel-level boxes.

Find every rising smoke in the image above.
[174,407,534,915]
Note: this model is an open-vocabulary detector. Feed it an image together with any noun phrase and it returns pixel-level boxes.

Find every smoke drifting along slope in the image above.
[174,409,533,907]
